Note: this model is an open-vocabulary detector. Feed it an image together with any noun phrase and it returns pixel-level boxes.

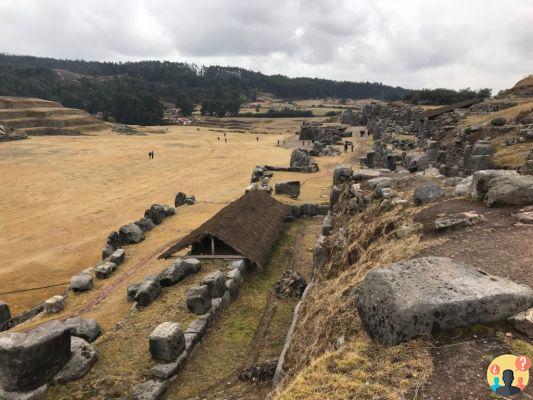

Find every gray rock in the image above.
[221,290,231,309]
[101,243,115,260]
[0,320,72,392]
[51,337,97,384]
[184,333,197,352]
[333,165,353,185]
[70,273,93,292]
[0,301,11,325]
[211,297,223,318]
[144,204,166,225]
[508,308,533,339]
[352,169,381,182]
[312,235,328,273]
[316,205,330,215]
[64,317,101,343]
[0,385,47,400]
[149,322,185,362]
[435,211,485,231]
[131,380,168,400]
[356,257,533,345]
[484,175,533,207]
[225,279,240,299]
[290,204,302,218]
[159,261,188,287]
[301,203,317,216]
[135,275,161,307]
[162,205,175,217]
[201,271,226,298]
[230,260,247,274]
[109,249,125,265]
[186,286,211,315]
[43,295,65,314]
[329,186,342,210]
[413,185,444,205]
[95,262,117,279]
[199,310,215,327]
[185,195,196,205]
[150,350,187,380]
[118,223,145,244]
[322,214,333,236]
[174,192,187,207]
[275,270,307,299]
[453,175,473,196]
[226,268,243,285]
[127,283,140,302]
[274,181,301,199]
[186,318,208,340]
[468,170,519,200]
[491,117,507,126]
[365,177,394,191]
[181,258,201,274]
[135,217,156,233]
[106,231,121,248]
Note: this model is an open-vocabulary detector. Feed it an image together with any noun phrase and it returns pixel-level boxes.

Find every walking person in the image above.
[256,136,259,142]
[351,143,354,152]
[344,142,348,152]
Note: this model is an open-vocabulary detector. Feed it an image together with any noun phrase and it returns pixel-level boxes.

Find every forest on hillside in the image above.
[0,54,409,124]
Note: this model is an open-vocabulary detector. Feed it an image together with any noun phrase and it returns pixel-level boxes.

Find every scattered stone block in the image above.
[101,243,114,260]
[186,318,207,340]
[149,322,185,362]
[226,279,240,299]
[44,295,66,314]
[275,181,301,199]
[131,379,168,400]
[118,223,145,244]
[201,271,226,298]
[186,286,211,315]
[144,204,166,225]
[135,217,156,233]
[508,308,533,339]
[435,211,485,231]
[0,301,11,325]
[353,169,381,182]
[127,283,140,302]
[365,177,394,191]
[182,258,201,274]
[51,337,97,384]
[151,350,187,380]
[135,275,161,307]
[95,262,116,279]
[64,317,101,343]
[357,257,533,345]
[109,248,125,265]
[70,273,93,292]
[333,165,353,185]
[0,320,72,392]
[413,185,444,205]
[159,262,188,287]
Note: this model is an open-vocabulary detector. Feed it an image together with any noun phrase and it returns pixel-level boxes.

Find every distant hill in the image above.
[0,54,409,124]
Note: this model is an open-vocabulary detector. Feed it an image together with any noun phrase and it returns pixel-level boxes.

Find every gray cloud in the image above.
[0,0,531,92]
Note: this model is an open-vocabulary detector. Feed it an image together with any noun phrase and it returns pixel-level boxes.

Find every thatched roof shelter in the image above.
[158,191,290,267]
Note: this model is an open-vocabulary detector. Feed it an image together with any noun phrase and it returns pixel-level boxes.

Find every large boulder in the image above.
[44,295,66,314]
[468,170,519,200]
[51,337,98,384]
[274,181,301,199]
[181,258,201,274]
[159,261,188,287]
[508,308,533,339]
[186,286,211,315]
[364,177,394,191]
[352,169,381,182]
[149,322,185,362]
[290,148,312,168]
[70,273,93,292]
[201,271,226,298]
[144,204,166,225]
[484,175,533,207]
[119,223,145,244]
[109,248,125,265]
[333,165,353,185]
[135,275,162,307]
[357,257,533,345]
[413,185,444,205]
[0,321,72,392]
[64,317,102,343]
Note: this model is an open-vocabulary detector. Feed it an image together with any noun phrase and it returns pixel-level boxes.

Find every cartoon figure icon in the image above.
[487,355,530,396]
[495,370,521,396]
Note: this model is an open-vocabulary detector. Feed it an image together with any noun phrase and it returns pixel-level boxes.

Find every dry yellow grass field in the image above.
[0,118,360,328]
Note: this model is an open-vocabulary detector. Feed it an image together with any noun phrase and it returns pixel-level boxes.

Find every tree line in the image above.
[0,54,410,124]
[404,88,492,105]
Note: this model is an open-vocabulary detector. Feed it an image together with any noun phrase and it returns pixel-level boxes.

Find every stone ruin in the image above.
[274,181,301,199]
[340,108,366,126]
[298,121,350,144]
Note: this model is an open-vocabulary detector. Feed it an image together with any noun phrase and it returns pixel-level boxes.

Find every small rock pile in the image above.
[275,270,307,299]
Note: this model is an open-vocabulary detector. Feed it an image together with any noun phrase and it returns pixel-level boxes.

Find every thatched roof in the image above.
[158,190,290,267]
[418,98,483,120]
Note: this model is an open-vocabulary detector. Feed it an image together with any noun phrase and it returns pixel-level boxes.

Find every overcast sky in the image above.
[0,0,531,92]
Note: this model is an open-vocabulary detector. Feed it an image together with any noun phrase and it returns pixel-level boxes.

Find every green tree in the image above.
[175,93,194,116]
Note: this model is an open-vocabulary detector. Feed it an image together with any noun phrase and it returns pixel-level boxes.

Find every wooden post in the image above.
[210,236,215,255]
